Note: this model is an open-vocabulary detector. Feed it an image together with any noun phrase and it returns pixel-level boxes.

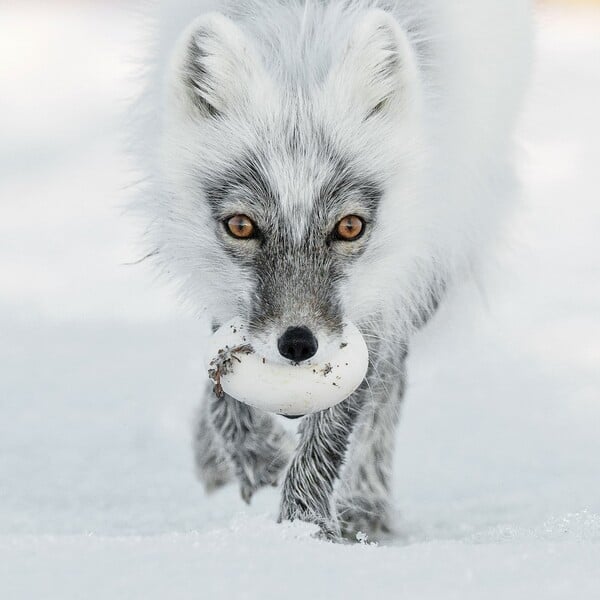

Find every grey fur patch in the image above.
[202,139,383,334]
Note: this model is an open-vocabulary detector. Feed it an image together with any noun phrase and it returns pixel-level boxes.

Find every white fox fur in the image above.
[136,0,531,333]
[134,0,532,539]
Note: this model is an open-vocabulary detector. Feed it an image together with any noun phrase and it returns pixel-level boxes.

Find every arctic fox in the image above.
[136,0,531,539]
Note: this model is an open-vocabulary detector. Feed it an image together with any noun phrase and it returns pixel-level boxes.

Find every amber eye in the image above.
[335,215,365,241]
[225,214,256,239]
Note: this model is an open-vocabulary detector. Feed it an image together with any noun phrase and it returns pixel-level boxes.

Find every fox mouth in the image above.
[205,318,369,416]
[242,320,347,367]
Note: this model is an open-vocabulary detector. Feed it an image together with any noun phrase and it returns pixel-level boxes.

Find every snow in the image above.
[1,3,599,598]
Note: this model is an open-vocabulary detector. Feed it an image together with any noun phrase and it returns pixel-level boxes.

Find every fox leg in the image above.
[336,356,406,541]
[278,394,363,538]
[278,346,406,540]
[195,388,294,503]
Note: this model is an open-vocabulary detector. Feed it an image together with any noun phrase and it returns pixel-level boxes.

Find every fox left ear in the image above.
[167,13,271,119]
[327,10,420,121]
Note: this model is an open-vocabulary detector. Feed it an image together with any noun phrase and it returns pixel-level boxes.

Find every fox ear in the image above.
[169,13,267,118]
[328,10,419,120]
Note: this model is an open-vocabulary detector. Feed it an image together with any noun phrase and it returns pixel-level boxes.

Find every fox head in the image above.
[157,7,424,363]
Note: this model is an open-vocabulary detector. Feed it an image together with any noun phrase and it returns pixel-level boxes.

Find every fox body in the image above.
[137,0,531,538]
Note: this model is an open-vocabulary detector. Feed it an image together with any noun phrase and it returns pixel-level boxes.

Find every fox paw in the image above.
[278,505,341,541]
[237,447,289,504]
[278,485,341,541]
[236,426,295,504]
[337,496,394,542]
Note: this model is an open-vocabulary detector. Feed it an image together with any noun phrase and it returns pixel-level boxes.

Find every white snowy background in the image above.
[1,1,599,598]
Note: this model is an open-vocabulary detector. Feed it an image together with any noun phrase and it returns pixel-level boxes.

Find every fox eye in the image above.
[225,214,256,239]
[334,215,365,241]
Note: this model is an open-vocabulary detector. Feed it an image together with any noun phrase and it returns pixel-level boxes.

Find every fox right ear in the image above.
[326,10,420,122]
[168,13,268,119]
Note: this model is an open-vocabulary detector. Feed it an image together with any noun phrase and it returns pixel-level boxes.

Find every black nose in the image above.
[277,326,318,362]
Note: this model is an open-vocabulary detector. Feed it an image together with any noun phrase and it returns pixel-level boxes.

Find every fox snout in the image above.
[277,326,319,363]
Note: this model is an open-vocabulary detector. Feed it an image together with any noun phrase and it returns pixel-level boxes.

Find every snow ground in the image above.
[1,3,599,598]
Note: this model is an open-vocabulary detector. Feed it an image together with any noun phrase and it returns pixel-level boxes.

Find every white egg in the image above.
[204,319,369,416]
